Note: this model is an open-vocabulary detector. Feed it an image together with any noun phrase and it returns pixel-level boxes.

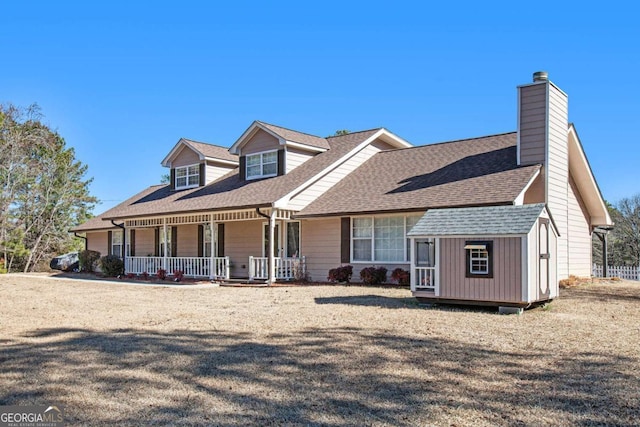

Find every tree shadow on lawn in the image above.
[314,294,421,309]
[1,327,637,426]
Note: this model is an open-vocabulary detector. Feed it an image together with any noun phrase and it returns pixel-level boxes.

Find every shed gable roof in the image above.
[408,203,547,236]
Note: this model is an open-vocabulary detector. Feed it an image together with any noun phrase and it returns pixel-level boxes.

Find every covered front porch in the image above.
[115,208,306,283]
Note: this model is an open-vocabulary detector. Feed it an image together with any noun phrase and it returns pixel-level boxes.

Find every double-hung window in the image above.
[246,151,277,180]
[352,215,422,262]
[111,230,123,258]
[175,164,200,189]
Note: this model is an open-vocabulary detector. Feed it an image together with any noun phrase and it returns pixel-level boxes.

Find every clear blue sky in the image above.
[2,1,638,213]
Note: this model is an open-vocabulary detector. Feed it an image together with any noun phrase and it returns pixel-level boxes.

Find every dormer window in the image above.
[246,150,277,180]
[175,164,200,189]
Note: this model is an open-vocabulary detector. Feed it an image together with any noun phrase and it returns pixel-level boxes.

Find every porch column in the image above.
[268,210,277,284]
[209,214,215,280]
[163,218,168,272]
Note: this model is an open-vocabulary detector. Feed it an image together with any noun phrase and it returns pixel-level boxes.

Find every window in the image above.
[203,224,212,257]
[352,215,421,262]
[159,228,172,257]
[465,241,493,278]
[175,164,200,189]
[286,222,300,257]
[246,151,277,179]
[111,230,123,258]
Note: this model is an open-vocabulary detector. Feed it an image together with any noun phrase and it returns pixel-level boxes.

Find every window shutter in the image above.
[239,156,246,181]
[197,225,204,257]
[107,231,113,256]
[277,149,285,176]
[130,230,136,257]
[154,228,160,257]
[217,223,225,257]
[199,163,206,186]
[170,168,176,191]
[171,226,178,257]
[340,217,350,264]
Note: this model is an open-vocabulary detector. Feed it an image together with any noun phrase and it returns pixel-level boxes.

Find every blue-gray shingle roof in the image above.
[407,204,547,237]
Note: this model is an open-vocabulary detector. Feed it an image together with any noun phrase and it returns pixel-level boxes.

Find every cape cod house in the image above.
[72,72,612,308]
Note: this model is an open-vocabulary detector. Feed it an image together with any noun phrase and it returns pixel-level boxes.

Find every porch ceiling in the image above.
[124,208,297,228]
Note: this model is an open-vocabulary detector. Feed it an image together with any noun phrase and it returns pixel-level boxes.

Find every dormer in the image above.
[161,138,239,190]
[229,121,329,181]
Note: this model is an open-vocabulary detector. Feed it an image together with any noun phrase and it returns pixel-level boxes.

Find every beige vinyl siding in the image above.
[177,224,199,257]
[286,147,314,173]
[205,162,235,185]
[523,173,545,204]
[243,129,280,155]
[287,140,394,211]
[439,237,523,303]
[87,231,109,257]
[518,83,547,166]
[133,228,155,256]
[172,146,201,168]
[567,174,592,277]
[300,218,341,282]
[546,83,569,279]
[225,220,262,278]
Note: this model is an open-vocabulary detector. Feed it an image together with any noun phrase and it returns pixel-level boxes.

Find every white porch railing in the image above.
[125,256,230,279]
[249,256,306,281]
[593,264,640,281]
[412,267,436,292]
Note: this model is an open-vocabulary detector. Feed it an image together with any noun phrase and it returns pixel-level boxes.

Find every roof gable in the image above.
[161,138,238,167]
[229,121,330,154]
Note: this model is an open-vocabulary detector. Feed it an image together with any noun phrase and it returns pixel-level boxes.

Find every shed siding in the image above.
[133,228,155,257]
[286,147,314,173]
[205,162,235,185]
[519,83,547,166]
[243,129,280,155]
[439,237,522,303]
[172,146,201,168]
[87,231,109,257]
[177,224,199,257]
[300,218,341,282]
[287,139,394,210]
[567,174,592,276]
[225,220,262,278]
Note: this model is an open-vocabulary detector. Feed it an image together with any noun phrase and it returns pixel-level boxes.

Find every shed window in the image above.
[465,240,493,278]
[175,164,200,189]
[246,151,277,179]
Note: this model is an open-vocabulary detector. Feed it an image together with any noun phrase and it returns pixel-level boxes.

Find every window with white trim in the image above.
[112,230,123,258]
[465,241,493,278]
[246,151,277,179]
[352,215,422,262]
[203,224,212,257]
[175,164,200,189]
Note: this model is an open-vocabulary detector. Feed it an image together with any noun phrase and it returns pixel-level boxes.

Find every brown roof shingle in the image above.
[181,139,238,163]
[257,121,330,150]
[72,129,381,228]
[296,132,541,218]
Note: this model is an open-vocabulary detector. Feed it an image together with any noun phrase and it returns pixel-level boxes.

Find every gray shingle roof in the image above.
[407,203,547,236]
[297,132,541,217]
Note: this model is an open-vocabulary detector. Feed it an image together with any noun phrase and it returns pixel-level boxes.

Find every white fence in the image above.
[125,256,230,279]
[412,267,436,292]
[592,264,640,281]
[249,256,306,281]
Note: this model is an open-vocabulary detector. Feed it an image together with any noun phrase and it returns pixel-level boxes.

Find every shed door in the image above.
[539,219,550,296]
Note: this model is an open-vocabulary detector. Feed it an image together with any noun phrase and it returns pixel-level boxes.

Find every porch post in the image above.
[268,209,277,284]
[409,237,415,292]
[209,214,215,280]
[163,218,168,272]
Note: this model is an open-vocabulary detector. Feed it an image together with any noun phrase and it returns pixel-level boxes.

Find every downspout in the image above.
[256,208,273,285]
[111,220,126,275]
[74,233,88,251]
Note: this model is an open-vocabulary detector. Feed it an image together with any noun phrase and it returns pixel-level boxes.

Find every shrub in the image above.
[78,250,101,273]
[327,265,353,283]
[173,270,184,282]
[360,266,388,285]
[391,268,410,286]
[157,268,167,280]
[125,273,135,279]
[141,271,149,280]
[100,255,124,277]
[0,258,6,274]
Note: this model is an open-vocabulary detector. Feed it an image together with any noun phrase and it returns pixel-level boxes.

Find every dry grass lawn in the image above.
[1,274,638,426]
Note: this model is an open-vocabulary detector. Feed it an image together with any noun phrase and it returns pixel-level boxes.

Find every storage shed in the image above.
[408,203,558,310]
